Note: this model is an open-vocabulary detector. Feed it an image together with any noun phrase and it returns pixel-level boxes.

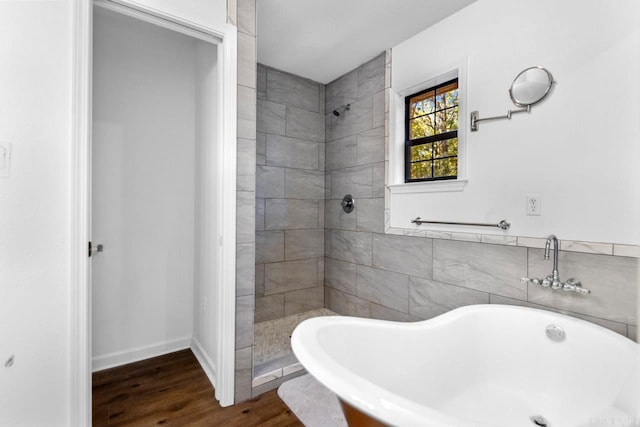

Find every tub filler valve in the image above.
[521,276,590,294]
[521,234,590,295]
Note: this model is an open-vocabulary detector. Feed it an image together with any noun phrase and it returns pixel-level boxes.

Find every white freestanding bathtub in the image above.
[291,305,640,427]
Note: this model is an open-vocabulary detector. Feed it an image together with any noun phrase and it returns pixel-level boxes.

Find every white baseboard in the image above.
[190,337,218,390]
[92,337,191,372]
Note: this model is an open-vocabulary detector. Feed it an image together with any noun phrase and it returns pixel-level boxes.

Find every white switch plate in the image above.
[526,194,541,216]
[0,142,12,178]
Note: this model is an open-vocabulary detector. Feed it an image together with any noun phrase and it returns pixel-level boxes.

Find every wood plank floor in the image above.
[92,349,303,426]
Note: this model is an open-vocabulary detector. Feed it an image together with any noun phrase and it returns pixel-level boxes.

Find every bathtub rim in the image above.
[291,304,639,427]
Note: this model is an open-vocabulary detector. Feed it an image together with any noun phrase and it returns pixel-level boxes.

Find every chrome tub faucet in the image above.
[521,234,591,295]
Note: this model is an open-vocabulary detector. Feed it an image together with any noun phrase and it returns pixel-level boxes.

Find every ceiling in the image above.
[256,0,477,84]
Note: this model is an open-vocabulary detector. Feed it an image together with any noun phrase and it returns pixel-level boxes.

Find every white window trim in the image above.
[388,58,468,194]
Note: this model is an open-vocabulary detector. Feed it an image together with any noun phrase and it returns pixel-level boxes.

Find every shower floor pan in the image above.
[253,308,337,387]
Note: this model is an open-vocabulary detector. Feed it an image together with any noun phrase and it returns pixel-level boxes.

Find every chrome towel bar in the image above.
[411,217,511,230]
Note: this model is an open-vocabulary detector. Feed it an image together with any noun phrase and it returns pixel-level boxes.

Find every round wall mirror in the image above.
[509,66,554,107]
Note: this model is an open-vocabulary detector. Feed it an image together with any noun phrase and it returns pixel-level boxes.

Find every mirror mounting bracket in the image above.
[470,105,530,132]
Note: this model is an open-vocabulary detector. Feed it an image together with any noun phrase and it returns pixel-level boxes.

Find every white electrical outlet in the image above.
[526,194,541,216]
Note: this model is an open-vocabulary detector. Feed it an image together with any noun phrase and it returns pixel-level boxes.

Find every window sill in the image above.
[388,179,468,194]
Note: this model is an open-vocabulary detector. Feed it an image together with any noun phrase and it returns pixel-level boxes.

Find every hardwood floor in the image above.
[92,349,303,426]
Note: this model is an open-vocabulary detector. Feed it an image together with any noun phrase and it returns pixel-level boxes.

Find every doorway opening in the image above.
[86,1,235,412]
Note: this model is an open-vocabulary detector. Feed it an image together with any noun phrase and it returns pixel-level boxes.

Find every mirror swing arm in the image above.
[470,66,554,132]
[470,105,530,132]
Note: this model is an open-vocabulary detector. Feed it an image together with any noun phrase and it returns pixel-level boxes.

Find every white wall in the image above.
[115,0,227,29]
[390,0,640,245]
[0,1,72,425]
[92,8,197,369]
[193,40,220,370]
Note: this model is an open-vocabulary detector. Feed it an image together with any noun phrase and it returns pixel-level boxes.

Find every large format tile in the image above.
[356,198,384,233]
[255,197,265,231]
[235,295,254,349]
[284,229,324,260]
[330,230,373,266]
[257,99,286,135]
[284,286,324,316]
[265,199,319,230]
[255,294,284,323]
[238,85,256,139]
[357,53,385,99]
[372,161,385,197]
[409,276,489,320]
[237,0,256,36]
[237,32,256,89]
[326,287,370,318]
[267,68,322,113]
[324,257,357,294]
[325,134,358,171]
[317,258,324,286]
[489,294,629,337]
[285,106,325,142]
[256,132,266,165]
[372,234,433,278]
[255,263,265,296]
[236,191,255,244]
[255,230,284,264]
[234,346,252,403]
[266,134,319,170]
[356,265,409,313]
[325,68,358,113]
[327,96,373,141]
[330,165,372,199]
[236,243,255,297]
[527,249,638,325]
[237,137,256,176]
[257,64,267,100]
[433,240,527,299]
[372,90,385,128]
[256,165,285,199]
[264,259,319,295]
[284,168,324,199]
[370,303,411,322]
[357,127,384,165]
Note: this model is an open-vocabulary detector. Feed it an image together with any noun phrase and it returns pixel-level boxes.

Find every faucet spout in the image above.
[545,235,559,280]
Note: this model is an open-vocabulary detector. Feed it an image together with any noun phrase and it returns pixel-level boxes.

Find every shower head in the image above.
[332,104,351,117]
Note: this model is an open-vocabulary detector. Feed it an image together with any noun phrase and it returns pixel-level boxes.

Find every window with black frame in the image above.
[405,79,459,182]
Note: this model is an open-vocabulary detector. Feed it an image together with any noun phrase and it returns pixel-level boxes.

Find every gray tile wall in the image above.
[324,51,638,340]
[232,0,257,404]
[255,64,325,324]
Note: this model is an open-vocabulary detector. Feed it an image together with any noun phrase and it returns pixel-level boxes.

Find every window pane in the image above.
[433,157,458,177]
[445,88,459,108]
[410,92,435,118]
[433,138,458,159]
[411,143,433,161]
[435,93,445,111]
[410,161,432,179]
[446,106,459,130]
[409,114,435,139]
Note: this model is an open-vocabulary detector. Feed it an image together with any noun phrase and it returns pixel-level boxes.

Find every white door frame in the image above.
[70,1,237,424]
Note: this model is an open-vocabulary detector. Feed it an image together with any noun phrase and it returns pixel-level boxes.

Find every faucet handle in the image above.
[521,277,542,286]
[562,278,591,294]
